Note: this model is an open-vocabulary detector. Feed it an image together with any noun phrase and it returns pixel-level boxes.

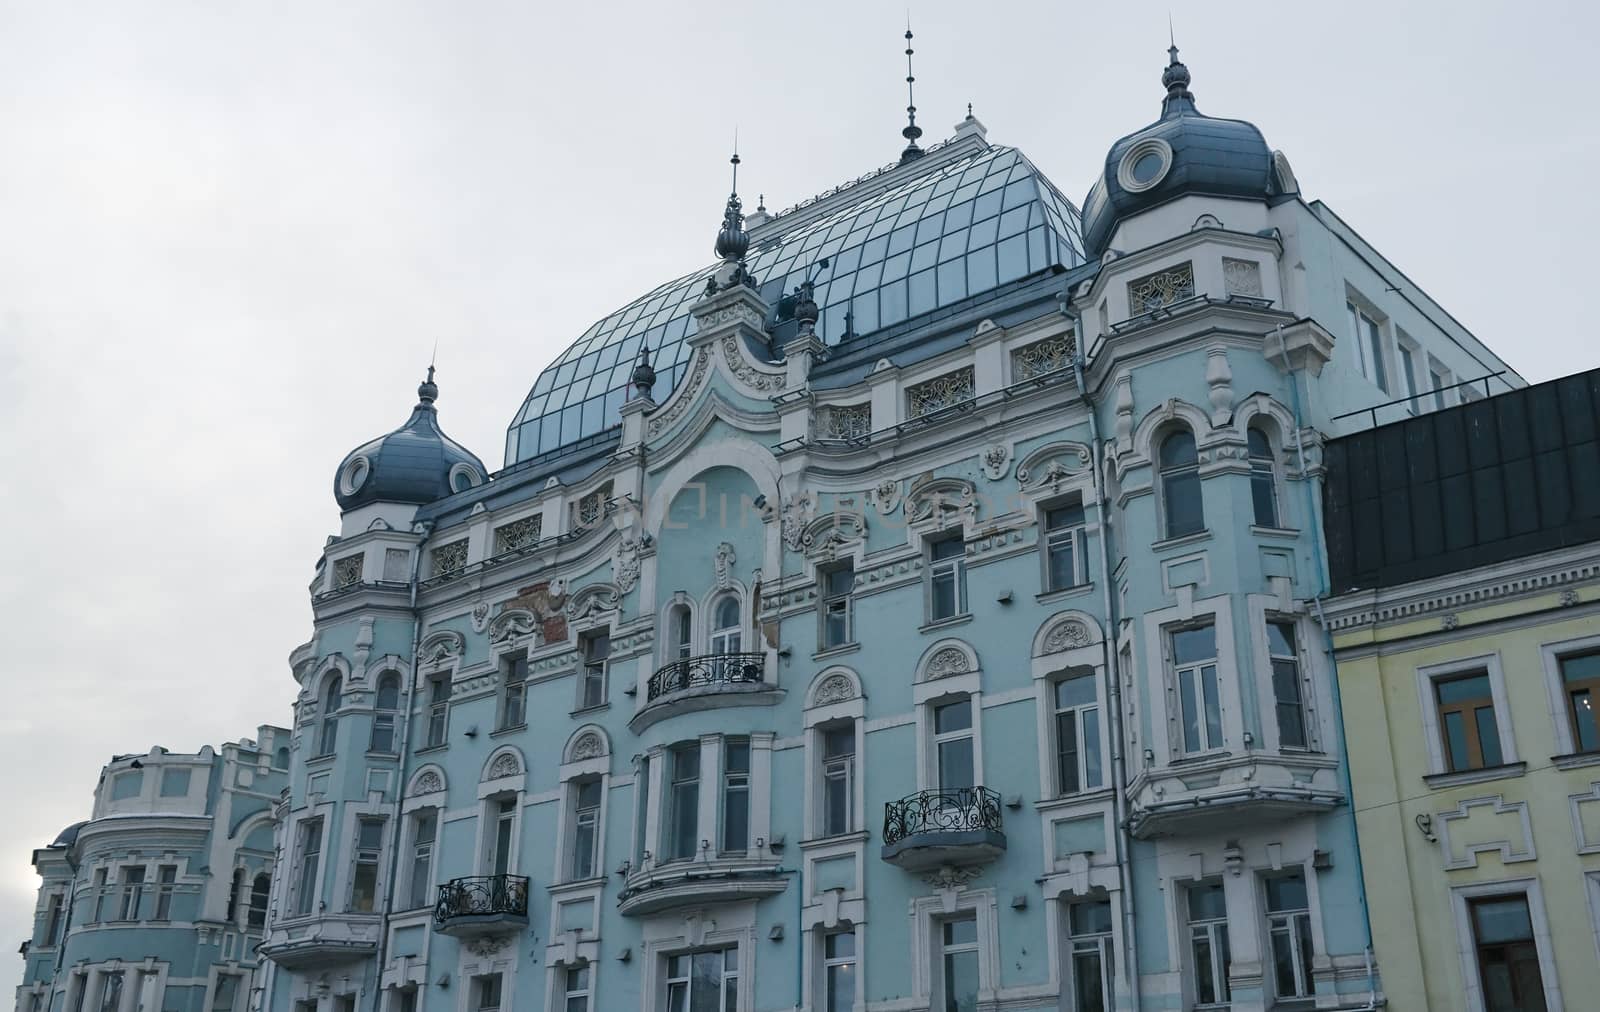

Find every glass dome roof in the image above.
[505,144,1085,466]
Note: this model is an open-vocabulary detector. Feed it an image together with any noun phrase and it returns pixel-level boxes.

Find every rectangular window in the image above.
[499,654,528,730]
[821,724,856,837]
[672,607,693,660]
[490,799,516,877]
[159,768,191,797]
[117,866,146,921]
[68,974,87,1012]
[940,915,980,1012]
[570,781,602,880]
[1469,895,1547,1012]
[665,948,738,1011]
[247,874,269,929]
[824,929,856,1012]
[821,564,854,649]
[563,965,590,1012]
[1187,881,1232,1006]
[1346,301,1389,392]
[720,738,750,855]
[395,989,417,1012]
[210,975,240,1012]
[1044,502,1087,592]
[580,633,610,710]
[153,865,177,920]
[111,771,143,801]
[1398,340,1421,413]
[425,676,450,748]
[1265,873,1316,1001]
[97,972,124,1012]
[1067,900,1114,1012]
[1559,651,1600,754]
[1435,671,1503,771]
[473,974,502,1012]
[350,818,384,912]
[1430,366,1450,411]
[43,893,63,946]
[1269,621,1308,750]
[408,810,437,909]
[1054,673,1103,795]
[928,536,967,621]
[1171,623,1223,754]
[667,745,700,861]
[90,869,107,922]
[933,699,976,793]
[295,818,323,915]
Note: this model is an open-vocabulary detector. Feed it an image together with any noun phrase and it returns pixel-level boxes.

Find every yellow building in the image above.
[1320,367,1600,1012]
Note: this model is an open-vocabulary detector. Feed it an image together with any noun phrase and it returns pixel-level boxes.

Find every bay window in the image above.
[1269,620,1308,749]
[1054,673,1103,795]
[1170,622,1223,754]
[293,818,322,916]
[666,745,701,862]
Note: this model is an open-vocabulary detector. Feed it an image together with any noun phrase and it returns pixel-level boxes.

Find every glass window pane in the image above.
[1171,624,1217,665]
[1436,672,1491,704]
[967,248,997,294]
[937,738,974,792]
[909,270,936,316]
[1476,707,1503,766]
[934,699,972,732]
[996,234,1027,283]
[938,259,967,302]
[1442,711,1471,770]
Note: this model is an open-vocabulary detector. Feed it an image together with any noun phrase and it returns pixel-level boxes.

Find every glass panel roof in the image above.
[505,145,1085,465]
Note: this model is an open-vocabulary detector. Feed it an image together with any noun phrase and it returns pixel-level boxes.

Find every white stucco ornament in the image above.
[980,444,1010,481]
[1041,619,1091,653]
[926,647,970,678]
[570,732,605,760]
[714,542,737,589]
[813,674,856,705]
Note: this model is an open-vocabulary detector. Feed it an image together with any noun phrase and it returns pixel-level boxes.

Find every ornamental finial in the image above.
[1161,36,1195,116]
[714,148,750,262]
[416,364,439,407]
[631,343,656,400]
[899,22,924,165]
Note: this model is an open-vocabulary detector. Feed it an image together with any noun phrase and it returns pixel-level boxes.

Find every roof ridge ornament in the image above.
[631,343,656,401]
[705,147,759,296]
[899,23,924,165]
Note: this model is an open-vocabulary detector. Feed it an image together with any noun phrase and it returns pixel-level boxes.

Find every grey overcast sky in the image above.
[3,0,1597,983]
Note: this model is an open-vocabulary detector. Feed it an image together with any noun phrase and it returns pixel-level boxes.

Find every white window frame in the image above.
[205,971,242,1012]
[404,807,438,910]
[1143,597,1241,763]
[1185,879,1232,1008]
[116,864,146,922]
[423,674,451,749]
[663,743,702,863]
[1396,331,1422,414]
[708,592,744,655]
[938,913,981,1011]
[1246,600,1327,755]
[719,736,751,856]
[317,676,342,757]
[1169,620,1224,756]
[482,795,520,878]
[1040,499,1089,594]
[664,598,696,662]
[1345,297,1391,393]
[497,651,529,731]
[567,779,604,881]
[472,973,503,1012]
[1428,356,1454,411]
[1064,897,1116,1012]
[818,562,855,651]
[1449,877,1563,1012]
[819,926,859,1012]
[663,946,739,1011]
[1414,653,1518,778]
[1245,426,1282,530]
[925,534,969,623]
[578,630,610,712]
[347,816,387,913]
[562,964,591,1012]
[369,670,401,754]
[803,670,867,842]
[1156,426,1205,541]
[818,722,858,838]
[913,659,985,793]
[152,864,177,921]
[908,889,999,1009]
[1051,670,1104,797]
[1262,871,1317,1002]
[1538,631,1600,757]
[931,696,978,794]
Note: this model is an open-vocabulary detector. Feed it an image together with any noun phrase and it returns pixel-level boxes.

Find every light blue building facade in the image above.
[20,47,1523,1012]
[14,732,290,1012]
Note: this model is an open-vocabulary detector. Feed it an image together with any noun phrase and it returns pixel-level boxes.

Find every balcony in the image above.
[260,915,380,969]
[630,652,781,732]
[1125,752,1344,840]
[881,787,1006,872]
[433,875,529,938]
[617,855,788,917]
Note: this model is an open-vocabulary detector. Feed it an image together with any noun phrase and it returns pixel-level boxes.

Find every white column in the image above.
[698,735,721,861]
[750,733,774,850]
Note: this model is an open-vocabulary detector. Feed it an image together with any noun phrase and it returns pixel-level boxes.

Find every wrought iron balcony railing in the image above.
[883,787,1003,846]
[433,875,529,931]
[646,652,765,703]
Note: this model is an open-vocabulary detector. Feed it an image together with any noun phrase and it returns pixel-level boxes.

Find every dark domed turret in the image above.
[1081,46,1277,258]
[333,367,487,511]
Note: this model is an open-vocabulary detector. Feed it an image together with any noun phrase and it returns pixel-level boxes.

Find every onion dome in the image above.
[333,367,487,511]
[1081,45,1276,258]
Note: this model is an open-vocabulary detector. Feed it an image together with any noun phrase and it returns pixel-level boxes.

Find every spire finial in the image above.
[631,342,656,400]
[899,20,924,165]
[417,364,439,407]
[714,146,750,262]
[757,193,766,213]
[1160,32,1194,116]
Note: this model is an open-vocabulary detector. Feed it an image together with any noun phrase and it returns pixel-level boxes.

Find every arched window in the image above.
[247,873,270,930]
[1158,429,1204,538]
[709,595,743,654]
[667,603,693,660]
[1247,428,1279,528]
[318,676,341,757]
[370,672,401,754]
[226,868,245,922]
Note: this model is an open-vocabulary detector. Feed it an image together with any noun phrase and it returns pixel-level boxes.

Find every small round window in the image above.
[1117,138,1173,194]
[340,456,370,496]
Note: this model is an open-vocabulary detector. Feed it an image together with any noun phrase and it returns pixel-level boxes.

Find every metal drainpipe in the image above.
[1274,324,1379,1011]
[1068,307,1141,1003]
[369,519,433,1012]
